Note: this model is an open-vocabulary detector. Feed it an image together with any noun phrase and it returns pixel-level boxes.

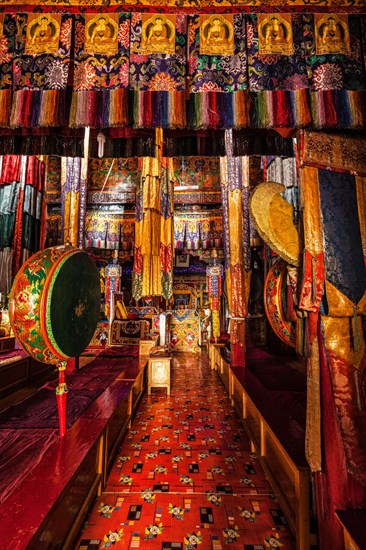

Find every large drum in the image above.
[10,246,101,364]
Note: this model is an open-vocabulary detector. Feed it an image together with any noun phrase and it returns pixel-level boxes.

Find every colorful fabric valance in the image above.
[1,12,366,130]
[11,13,73,128]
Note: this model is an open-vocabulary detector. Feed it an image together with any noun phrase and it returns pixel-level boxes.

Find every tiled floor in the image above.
[77,351,295,549]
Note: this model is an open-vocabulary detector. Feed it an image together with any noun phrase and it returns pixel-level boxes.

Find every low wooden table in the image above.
[148,355,172,395]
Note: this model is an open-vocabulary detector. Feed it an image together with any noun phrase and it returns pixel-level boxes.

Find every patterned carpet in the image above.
[77,351,295,550]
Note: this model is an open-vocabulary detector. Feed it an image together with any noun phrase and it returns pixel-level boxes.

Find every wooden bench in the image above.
[336,510,366,550]
[0,353,148,549]
[209,343,311,550]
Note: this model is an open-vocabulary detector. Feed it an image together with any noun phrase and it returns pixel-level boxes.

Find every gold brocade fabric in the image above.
[142,157,161,212]
[356,176,366,259]
[305,334,322,472]
[230,263,247,318]
[142,254,162,297]
[141,14,176,55]
[314,14,350,56]
[321,332,366,486]
[61,158,79,246]
[300,166,323,257]
[134,217,144,250]
[300,131,366,175]
[225,269,232,312]
[324,281,366,318]
[141,209,161,256]
[161,216,172,247]
[321,315,365,369]
[228,188,243,267]
[211,308,220,338]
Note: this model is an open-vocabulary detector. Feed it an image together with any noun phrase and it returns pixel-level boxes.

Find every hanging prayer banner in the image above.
[70,13,130,128]
[188,14,249,129]
[11,14,72,128]
[247,13,310,128]
[129,13,187,129]
[306,14,366,128]
[0,15,15,127]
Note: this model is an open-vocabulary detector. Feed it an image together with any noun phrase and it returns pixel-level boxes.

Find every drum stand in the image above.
[56,362,68,437]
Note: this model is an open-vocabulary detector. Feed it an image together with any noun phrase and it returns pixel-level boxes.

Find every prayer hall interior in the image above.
[0,0,365,549]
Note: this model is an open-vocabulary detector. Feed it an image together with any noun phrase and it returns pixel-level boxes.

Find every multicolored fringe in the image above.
[70,89,129,128]
[250,89,311,128]
[310,90,366,129]
[10,90,68,128]
[132,91,186,129]
[188,91,250,130]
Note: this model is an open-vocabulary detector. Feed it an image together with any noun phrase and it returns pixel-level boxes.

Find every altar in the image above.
[168,309,201,354]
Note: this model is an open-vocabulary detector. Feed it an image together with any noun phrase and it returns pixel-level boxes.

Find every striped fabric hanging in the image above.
[307,14,366,129]
[247,13,311,129]
[188,14,249,130]
[220,130,251,366]
[133,129,173,301]
[70,13,130,128]
[129,13,187,129]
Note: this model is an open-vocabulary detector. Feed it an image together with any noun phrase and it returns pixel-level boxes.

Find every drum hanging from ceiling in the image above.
[264,259,295,348]
[10,246,101,365]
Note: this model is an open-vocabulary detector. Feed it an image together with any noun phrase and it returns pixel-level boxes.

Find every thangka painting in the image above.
[88,158,139,192]
[173,158,220,189]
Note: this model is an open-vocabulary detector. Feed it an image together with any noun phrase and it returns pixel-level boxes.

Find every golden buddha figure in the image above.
[141,14,175,55]
[316,14,350,55]
[85,14,118,55]
[200,14,234,56]
[258,14,293,56]
[26,14,60,54]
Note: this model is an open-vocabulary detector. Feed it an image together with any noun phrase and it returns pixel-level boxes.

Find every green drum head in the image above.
[48,252,101,358]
